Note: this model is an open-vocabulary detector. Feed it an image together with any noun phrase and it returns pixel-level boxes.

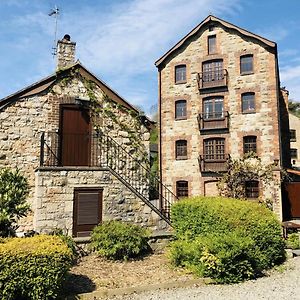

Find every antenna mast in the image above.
[48,5,60,57]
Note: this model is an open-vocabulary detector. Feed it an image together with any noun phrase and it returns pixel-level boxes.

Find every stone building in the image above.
[155,15,289,219]
[0,35,174,236]
[289,112,300,168]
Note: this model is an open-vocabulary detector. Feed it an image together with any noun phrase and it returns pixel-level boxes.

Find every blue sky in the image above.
[0,0,299,115]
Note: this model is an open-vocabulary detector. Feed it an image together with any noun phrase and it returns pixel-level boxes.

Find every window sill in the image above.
[176,157,188,160]
[240,72,254,76]
[175,117,187,121]
[242,110,256,114]
[175,80,187,85]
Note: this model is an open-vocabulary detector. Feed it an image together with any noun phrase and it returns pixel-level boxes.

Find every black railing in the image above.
[197,111,229,131]
[40,131,177,224]
[197,69,228,89]
[198,154,230,173]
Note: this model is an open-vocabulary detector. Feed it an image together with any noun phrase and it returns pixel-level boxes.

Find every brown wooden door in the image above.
[60,106,91,166]
[73,189,103,237]
[286,183,300,218]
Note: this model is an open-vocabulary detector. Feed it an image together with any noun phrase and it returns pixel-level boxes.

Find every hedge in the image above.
[90,221,150,260]
[0,235,73,300]
[169,196,286,283]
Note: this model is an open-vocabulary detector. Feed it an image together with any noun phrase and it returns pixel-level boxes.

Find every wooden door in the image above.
[60,105,91,166]
[73,189,103,237]
[286,183,300,218]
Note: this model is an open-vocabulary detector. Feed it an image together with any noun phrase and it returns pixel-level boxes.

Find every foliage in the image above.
[288,101,300,118]
[0,235,73,300]
[150,127,158,144]
[90,221,151,260]
[169,196,286,283]
[0,168,30,237]
[217,153,279,201]
[286,233,300,250]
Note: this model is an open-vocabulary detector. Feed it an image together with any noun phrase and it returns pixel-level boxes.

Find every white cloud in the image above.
[280,65,300,101]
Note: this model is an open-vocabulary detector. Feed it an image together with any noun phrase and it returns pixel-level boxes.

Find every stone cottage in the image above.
[0,35,175,237]
[155,15,290,220]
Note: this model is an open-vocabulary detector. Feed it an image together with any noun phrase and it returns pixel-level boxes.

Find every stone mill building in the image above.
[155,15,290,220]
[0,35,176,236]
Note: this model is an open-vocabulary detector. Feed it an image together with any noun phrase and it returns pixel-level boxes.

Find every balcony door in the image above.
[203,97,224,119]
[202,60,223,82]
[60,105,91,166]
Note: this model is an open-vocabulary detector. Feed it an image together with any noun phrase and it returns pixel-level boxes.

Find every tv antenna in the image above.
[48,5,59,57]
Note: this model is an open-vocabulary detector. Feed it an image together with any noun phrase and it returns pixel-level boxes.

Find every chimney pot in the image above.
[56,34,76,70]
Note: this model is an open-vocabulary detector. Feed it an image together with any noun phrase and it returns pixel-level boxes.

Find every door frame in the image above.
[73,187,103,237]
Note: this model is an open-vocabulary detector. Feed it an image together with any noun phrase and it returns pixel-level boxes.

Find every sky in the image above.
[0,0,299,115]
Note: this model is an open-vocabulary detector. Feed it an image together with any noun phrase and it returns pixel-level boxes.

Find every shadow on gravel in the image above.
[62,273,96,298]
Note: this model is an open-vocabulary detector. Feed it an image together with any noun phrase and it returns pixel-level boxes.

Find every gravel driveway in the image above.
[109,256,300,300]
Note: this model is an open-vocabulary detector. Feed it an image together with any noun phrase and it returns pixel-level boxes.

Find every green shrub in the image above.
[169,196,286,283]
[0,168,30,237]
[286,233,300,250]
[90,221,150,260]
[0,235,73,300]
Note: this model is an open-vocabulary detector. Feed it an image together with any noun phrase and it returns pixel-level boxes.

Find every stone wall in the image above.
[159,21,283,217]
[35,168,166,235]
[289,113,300,167]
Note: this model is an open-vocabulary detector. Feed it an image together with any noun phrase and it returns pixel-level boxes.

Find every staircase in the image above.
[40,131,178,225]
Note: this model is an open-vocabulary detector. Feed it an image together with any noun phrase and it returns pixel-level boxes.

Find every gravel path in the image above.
[109,256,300,300]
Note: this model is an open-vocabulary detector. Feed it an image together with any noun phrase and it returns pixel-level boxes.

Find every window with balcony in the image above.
[208,35,216,54]
[199,60,227,89]
[290,129,296,142]
[245,181,259,198]
[176,140,187,159]
[176,181,188,198]
[175,100,187,120]
[204,138,225,160]
[242,93,255,113]
[243,136,257,154]
[291,148,298,159]
[240,54,253,74]
[175,65,186,83]
[203,97,224,119]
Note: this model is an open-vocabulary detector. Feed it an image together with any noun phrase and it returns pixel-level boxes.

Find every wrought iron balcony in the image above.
[197,69,228,90]
[197,111,229,131]
[198,154,230,173]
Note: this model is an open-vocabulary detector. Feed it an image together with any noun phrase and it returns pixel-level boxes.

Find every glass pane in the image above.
[176,101,186,118]
[241,55,253,73]
[208,35,216,54]
[175,65,186,82]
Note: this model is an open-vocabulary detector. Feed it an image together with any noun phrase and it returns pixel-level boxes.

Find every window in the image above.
[175,65,186,83]
[208,35,216,54]
[243,136,257,154]
[202,60,223,82]
[240,55,253,74]
[204,138,225,160]
[290,129,296,142]
[176,140,187,159]
[176,181,188,198]
[203,97,224,119]
[245,181,259,198]
[291,148,298,159]
[242,93,255,113]
[175,100,187,119]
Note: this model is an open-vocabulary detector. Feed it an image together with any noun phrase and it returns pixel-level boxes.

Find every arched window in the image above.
[175,65,186,83]
[175,100,187,119]
[242,93,255,113]
[203,138,225,160]
[243,136,257,154]
[176,181,188,198]
[240,54,253,74]
[175,140,187,159]
[203,96,224,119]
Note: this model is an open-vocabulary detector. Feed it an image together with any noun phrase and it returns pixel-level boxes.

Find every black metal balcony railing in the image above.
[197,111,229,131]
[40,131,177,224]
[197,69,228,89]
[198,154,230,173]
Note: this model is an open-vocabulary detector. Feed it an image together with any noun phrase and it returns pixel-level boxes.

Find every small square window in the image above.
[176,181,188,198]
[240,55,253,74]
[175,100,187,120]
[245,181,259,198]
[208,35,216,54]
[176,140,187,159]
[242,93,255,113]
[175,65,186,83]
[290,129,296,142]
[291,148,298,159]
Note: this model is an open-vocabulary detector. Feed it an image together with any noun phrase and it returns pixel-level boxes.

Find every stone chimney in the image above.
[56,34,76,70]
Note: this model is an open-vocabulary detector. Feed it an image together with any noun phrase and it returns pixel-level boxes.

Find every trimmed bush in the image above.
[0,235,73,300]
[286,233,300,250]
[90,221,150,260]
[169,196,285,283]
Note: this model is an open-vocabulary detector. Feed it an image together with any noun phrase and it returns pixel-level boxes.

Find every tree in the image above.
[0,168,30,237]
[217,153,279,204]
